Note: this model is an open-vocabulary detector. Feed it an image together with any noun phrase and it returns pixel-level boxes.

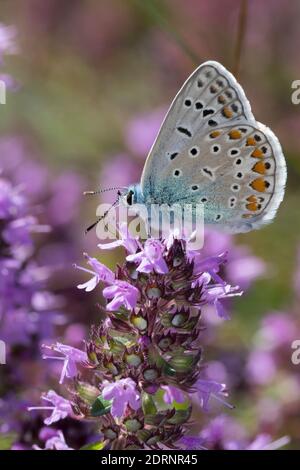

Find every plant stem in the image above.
[233,0,248,78]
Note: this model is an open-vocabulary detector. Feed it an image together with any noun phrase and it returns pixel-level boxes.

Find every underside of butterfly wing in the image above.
[140,61,286,233]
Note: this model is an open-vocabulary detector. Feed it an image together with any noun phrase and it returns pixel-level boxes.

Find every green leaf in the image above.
[167,408,191,425]
[0,433,18,450]
[91,395,112,417]
[80,440,106,450]
[142,392,157,415]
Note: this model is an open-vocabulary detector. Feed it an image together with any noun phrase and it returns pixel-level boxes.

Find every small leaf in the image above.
[91,395,112,417]
[142,392,157,415]
[80,440,106,450]
[167,408,191,425]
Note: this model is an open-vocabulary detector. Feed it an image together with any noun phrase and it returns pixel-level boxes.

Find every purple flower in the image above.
[247,434,290,450]
[195,379,231,411]
[102,378,141,418]
[75,253,115,292]
[47,172,86,227]
[179,436,206,450]
[103,280,139,311]
[3,215,49,247]
[226,248,266,289]
[33,431,73,451]
[246,349,276,385]
[42,343,87,384]
[127,239,168,274]
[124,108,166,158]
[98,222,140,254]
[162,386,185,405]
[200,415,246,449]
[28,390,72,425]
[99,154,140,204]
[204,284,242,319]
[0,179,23,219]
[0,23,18,61]
[258,312,297,349]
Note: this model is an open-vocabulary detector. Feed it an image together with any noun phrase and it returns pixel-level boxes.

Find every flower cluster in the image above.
[35,228,244,450]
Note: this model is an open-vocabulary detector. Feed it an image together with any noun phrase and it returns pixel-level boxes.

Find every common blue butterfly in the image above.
[121,61,287,234]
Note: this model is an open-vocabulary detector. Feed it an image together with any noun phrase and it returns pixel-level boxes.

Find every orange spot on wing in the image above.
[246,137,256,146]
[210,131,221,138]
[252,161,266,174]
[223,107,233,118]
[250,178,266,192]
[251,148,264,158]
[229,129,242,140]
[247,195,257,203]
[246,202,258,211]
[218,95,226,104]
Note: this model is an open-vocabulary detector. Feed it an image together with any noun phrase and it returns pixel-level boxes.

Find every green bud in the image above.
[167,408,191,425]
[131,316,148,331]
[103,428,118,440]
[124,419,142,432]
[171,313,188,327]
[125,353,142,367]
[143,368,159,381]
[158,337,173,350]
[147,287,162,299]
[76,382,100,404]
[142,392,157,415]
[168,354,195,372]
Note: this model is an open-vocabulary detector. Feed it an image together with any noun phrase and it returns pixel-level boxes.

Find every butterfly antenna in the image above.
[83,187,126,196]
[85,191,121,234]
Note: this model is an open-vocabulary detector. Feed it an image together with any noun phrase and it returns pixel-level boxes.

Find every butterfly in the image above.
[87,61,287,235]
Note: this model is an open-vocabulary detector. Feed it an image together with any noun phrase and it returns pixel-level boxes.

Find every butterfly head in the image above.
[122,184,144,207]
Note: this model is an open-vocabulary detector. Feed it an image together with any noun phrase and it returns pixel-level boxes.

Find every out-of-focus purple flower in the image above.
[202,229,265,289]
[75,253,115,292]
[33,430,73,451]
[39,426,61,442]
[103,280,139,311]
[127,239,168,274]
[226,247,266,289]
[162,385,185,405]
[194,414,289,450]
[102,378,141,418]
[99,154,140,204]
[64,324,87,347]
[28,390,72,425]
[257,312,297,349]
[42,343,87,384]
[0,73,20,91]
[200,414,246,449]
[246,349,277,385]
[246,434,290,450]
[0,23,18,61]
[195,379,231,411]
[0,178,24,219]
[47,172,86,227]
[3,215,50,247]
[98,222,140,254]
[124,108,166,158]
[179,436,206,450]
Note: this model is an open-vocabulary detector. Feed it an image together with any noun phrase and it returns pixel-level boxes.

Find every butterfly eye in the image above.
[126,190,134,206]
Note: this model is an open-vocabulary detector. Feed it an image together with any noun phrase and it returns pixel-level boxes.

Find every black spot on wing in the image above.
[176,126,192,137]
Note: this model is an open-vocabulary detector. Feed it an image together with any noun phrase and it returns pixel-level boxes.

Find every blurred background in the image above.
[1,0,300,449]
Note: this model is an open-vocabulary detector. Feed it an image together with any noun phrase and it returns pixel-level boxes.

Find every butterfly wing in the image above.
[140,61,286,233]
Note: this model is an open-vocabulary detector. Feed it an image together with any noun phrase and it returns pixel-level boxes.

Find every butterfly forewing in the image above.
[140,61,286,233]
